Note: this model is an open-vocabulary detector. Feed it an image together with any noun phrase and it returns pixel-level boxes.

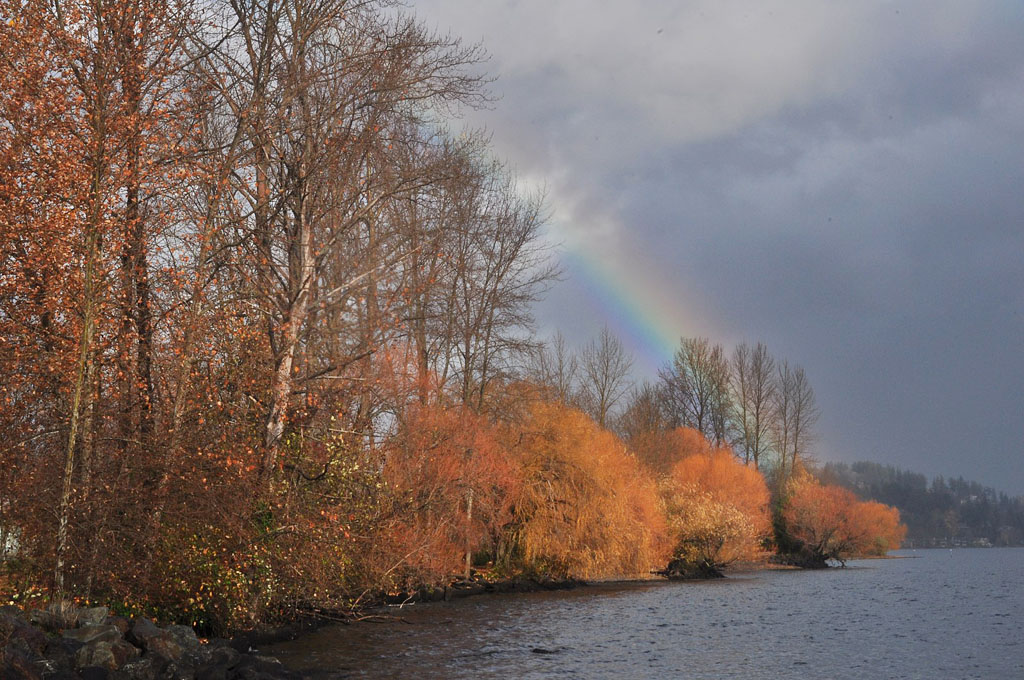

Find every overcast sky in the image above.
[410,0,1024,495]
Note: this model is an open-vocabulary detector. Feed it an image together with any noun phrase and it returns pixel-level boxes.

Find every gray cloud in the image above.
[412,0,1024,494]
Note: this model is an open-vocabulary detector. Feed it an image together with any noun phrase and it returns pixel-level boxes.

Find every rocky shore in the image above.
[0,604,303,680]
[0,577,589,679]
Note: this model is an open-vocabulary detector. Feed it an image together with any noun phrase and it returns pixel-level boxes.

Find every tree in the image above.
[378,405,518,587]
[778,474,859,567]
[660,337,731,446]
[198,0,490,483]
[846,501,906,556]
[578,326,634,428]
[442,159,555,411]
[502,401,668,579]
[630,426,709,477]
[777,473,904,567]
[617,380,669,445]
[529,331,578,405]
[731,342,776,469]
[661,446,771,577]
[772,361,819,484]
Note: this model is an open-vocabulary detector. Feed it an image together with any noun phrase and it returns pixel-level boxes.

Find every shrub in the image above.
[662,446,771,575]
[502,401,668,579]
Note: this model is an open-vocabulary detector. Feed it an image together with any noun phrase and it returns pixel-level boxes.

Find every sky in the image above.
[408,0,1024,495]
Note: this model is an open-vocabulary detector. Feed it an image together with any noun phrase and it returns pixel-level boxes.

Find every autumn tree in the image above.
[661,445,771,577]
[777,473,904,567]
[377,405,518,587]
[846,501,906,557]
[501,401,668,579]
[0,0,204,597]
[0,0,93,596]
[630,426,710,477]
[196,0,491,484]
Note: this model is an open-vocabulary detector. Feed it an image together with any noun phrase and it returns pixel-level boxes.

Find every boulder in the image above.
[664,558,725,580]
[27,608,62,632]
[164,624,201,650]
[126,617,165,651]
[206,644,241,668]
[120,657,162,680]
[0,609,48,656]
[75,638,140,670]
[145,635,186,664]
[77,606,110,626]
[43,635,85,673]
[0,647,45,680]
[195,662,231,680]
[77,667,112,680]
[105,615,130,636]
[63,623,122,646]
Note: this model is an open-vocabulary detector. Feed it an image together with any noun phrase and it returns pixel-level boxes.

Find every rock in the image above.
[165,624,200,650]
[664,558,725,580]
[145,635,186,664]
[44,635,85,672]
[231,654,297,680]
[75,639,140,670]
[206,644,241,667]
[0,645,44,680]
[126,617,165,651]
[195,662,231,680]
[105,615,130,636]
[0,609,48,656]
[63,623,122,646]
[77,606,110,626]
[27,608,62,632]
[120,657,162,680]
[162,660,198,680]
[78,667,111,680]
[42,671,80,680]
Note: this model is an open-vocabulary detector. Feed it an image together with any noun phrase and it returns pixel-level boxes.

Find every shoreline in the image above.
[4,551,931,677]
[247,561,786,646]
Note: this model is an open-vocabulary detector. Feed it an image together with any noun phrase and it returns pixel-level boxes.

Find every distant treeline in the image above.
[819,462,1024,547]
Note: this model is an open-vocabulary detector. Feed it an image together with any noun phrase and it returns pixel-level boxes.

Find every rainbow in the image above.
[558,241,721,376]
[530,179,724,376]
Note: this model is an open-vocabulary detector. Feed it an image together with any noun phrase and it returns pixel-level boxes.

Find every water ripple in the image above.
[266,548,1024,679]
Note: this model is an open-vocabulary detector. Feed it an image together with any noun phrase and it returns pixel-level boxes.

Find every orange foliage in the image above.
[503,401,669,580]
[376,405,518,588]
[632,427,710,475]
[845,500,907,557]
[662,446,772,568]
[781,474,906,565]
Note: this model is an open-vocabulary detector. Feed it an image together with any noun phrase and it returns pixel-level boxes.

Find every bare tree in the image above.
[202,0,489,483]
[579,327,634,428]
[617,380,669,444]
[731,342,776,469]
[529,331,578,405]
[788,364,819,475]
[660,337,732,446]
[441,158,556,410]
[771,361,818,483]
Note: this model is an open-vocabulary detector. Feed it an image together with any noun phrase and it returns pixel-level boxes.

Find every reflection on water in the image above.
[265,548,1024,679]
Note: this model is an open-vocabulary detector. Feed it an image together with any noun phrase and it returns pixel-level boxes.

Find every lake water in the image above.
[265,548,1024,679]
